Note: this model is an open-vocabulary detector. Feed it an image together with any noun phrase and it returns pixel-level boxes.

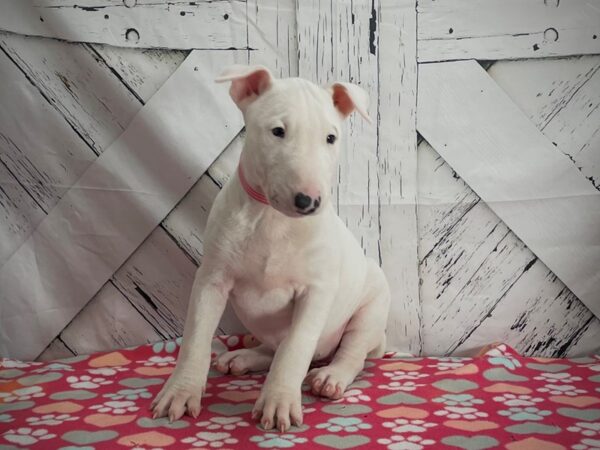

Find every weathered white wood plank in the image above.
[418,60,600,321]
[0,32,141,157]
[378,0,420,353]
[454,259,599,357]
[36,339,75,362]
[57,282,163,357]
[88,44,189,103]
[297,0,380,262]
[0,161,45,267]
[566,316,600,357]
[0,0,246,49]
[418,0,600,62]
[0,50,244,360]
[247,0,298,78]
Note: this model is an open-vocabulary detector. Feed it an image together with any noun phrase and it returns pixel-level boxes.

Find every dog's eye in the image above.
[326,134,336,144]
[272,127,285,138]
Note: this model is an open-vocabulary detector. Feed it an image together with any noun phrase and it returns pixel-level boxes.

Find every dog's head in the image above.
[216,65,370,217]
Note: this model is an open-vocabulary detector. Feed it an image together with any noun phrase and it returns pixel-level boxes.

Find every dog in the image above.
[151,65,391,432]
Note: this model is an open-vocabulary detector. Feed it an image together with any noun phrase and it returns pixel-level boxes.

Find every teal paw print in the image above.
[0,413,13,423]
[250,433,307,448]
[316,417,372,433]
[432,394,484,407]
[498,406,552,421]
[104,388,152,401]
[152,340,178,354]
[489,356,521,370]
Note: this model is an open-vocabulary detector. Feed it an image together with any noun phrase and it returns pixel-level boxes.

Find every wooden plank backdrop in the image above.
[0,0,597,361]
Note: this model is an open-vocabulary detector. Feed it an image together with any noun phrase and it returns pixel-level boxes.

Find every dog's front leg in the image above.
[253,286,333,431]
[151,266,232,421]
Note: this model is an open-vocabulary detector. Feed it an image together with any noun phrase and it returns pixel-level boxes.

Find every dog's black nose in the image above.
[295,193,313,210]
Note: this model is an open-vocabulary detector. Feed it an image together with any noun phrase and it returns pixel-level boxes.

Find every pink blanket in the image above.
[1,335,599,449]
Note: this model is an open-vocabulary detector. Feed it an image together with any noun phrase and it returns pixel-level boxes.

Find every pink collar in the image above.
[238,165,269,205]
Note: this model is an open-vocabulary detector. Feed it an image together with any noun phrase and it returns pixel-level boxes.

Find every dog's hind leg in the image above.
[215,344,275,375]
[305,260,390,399]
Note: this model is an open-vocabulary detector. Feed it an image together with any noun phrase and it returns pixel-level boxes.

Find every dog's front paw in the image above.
[252,384,303,432]
[150,370,205,422]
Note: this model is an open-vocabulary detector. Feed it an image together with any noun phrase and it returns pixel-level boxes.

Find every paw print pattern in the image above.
[498,406,552,421]
[377,434,436,449]
[432,394,484,407]
[250,433,307,448]
[315,417,372,432]
[572,438,600,450]
[428,357,469,371]
[66,375,112,389]
[25,414,78,426]
[567,422,600,437]
[383,370,429,381]
[0,386,45,402]
[104,388,152,401]
[89,400,139,414]
[382,418,437,433]
[332,388,371,403]
[434,406,488,420]
[195,416,250,430]
[0,413,14,423]
[537,384,587,396]
[2,427,56,446]
[378,381,425,391]
[217,379,260,391]
[181,431,238,448]
[139,356,176,367]
[87,367,129,376]
[492,393,543,406]
[534,373,582,383]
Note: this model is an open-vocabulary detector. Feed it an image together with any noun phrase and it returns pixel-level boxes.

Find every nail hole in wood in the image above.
[543,27,559,42]
[224,13,229,20]
[448,27,453,34]
[125,28,140,42]
[593,34,597,40]
[180,11,186,16]
[123,0,136,7]
[104,14,109,19]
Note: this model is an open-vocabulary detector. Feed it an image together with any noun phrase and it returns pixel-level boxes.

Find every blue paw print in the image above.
[498,406,552,421]
[489,356,521,370]
[250,433,307,448]
[152,340,179,354]
[432,394,484,407]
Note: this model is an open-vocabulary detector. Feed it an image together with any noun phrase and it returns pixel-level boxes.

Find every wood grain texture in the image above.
[417,57,600,357]
[377,0,420,353]
[418,0,600,62]
[37,339,75,362]
[418,60,600,320]
[0,50,243,359]
[0,0,246,49]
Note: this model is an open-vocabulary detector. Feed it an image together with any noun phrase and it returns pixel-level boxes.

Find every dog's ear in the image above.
[215,65,273,111]
[330,82,372,124]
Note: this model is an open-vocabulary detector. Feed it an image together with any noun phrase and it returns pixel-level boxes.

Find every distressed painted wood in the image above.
[377,0,420,353]
[0,160,45,267]
[0,50,244,360]
[247,0,298,78]
[418,0,600,62]
[0,0,246,50]
[418,60,600,321]
[37,339,75,362]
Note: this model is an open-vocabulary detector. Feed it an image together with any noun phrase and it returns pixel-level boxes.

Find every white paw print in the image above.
[378,381,425,391]
[140,356,176,367]
[383,418,437,433]
[316,417,372,432]
[533,372,582,383]
[332,388,371,403]
[3,427,56,446]
[537,384,587,396]
[181,431,238,448]
[25,414,78,426]
[196,416,250,430]
[87,367,129,376]
[250,433,307,446]
[217,379,260,391]
[89,401,139,414]
[568,422,600,437]
[0,386,45,402]
[383,370,429,381]
[0,360,42,369]
[492,393,543,406]
[378,434,436,449]
[428,361,465,371]
[66,375,112,389]
[572,438,600,450]
[434,406,488,420]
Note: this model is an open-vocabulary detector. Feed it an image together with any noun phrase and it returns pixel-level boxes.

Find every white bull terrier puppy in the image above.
[151,65,391,431]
